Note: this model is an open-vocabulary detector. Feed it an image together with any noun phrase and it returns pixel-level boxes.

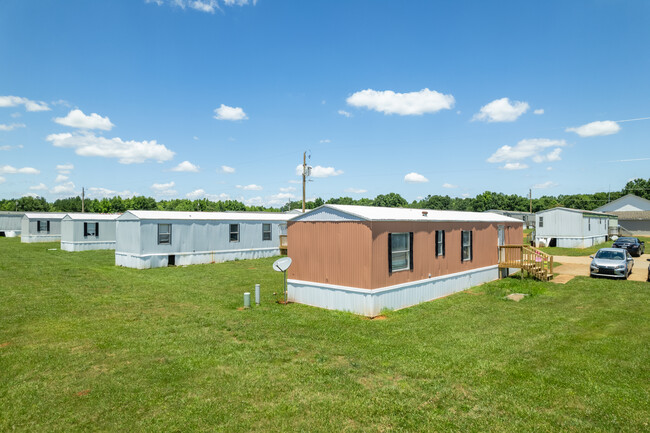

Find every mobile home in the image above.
[21,212,67,243]
[534,207,616,248]
[287,205,523,317]
[0,211,25,236]
[115,210,295,269]
[61,214,120,251]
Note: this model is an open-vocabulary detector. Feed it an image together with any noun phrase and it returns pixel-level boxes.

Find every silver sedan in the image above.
[589,248,634,279]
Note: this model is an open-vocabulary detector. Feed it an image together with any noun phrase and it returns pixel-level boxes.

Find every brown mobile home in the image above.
[287,204,522,316]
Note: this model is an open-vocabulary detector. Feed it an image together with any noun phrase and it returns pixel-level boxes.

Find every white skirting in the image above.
[115,247,281,269]
[61,241,116,252]
[288,265,499,317]
[535,235,607,248]
[21,234,61,243]
[0,230,20,237]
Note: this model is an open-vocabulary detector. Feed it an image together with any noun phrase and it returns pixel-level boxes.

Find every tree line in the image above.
[1,178,648,214]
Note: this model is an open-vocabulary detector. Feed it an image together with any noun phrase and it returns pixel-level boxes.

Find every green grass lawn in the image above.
[539,236,650,257]
[1,238,649,432]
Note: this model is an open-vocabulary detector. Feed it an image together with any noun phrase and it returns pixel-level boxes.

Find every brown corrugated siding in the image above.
[288,219,522,290]
[287,221,372,288]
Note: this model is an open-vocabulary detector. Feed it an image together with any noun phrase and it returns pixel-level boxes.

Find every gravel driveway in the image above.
[553,253,649,282]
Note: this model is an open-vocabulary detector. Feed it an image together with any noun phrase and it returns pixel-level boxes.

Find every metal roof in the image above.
[294,204,523,223]
[62,213,121,221]
[23,212,68,219]
[121,210,297,221]
[535,207,617,217]
[612,210,650,220]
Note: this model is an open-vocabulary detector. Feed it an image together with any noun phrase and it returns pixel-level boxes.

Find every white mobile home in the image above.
[21,212,68,243]
[0,211,25,236]
[115,210,295,269]
[534,207,617,248]
[61,214,120,251]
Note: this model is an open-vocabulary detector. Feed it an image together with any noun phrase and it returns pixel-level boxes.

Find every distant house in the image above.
[534,207,617,248]
[115,210,295,269]
[61,214,120,252]
[21,212,67,243]
[287,204,523,317]
[594,194,650,236]
[486,209,534,228]
[0,211,25,236]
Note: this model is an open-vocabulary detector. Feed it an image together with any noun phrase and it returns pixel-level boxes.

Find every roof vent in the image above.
[422,211,428,217]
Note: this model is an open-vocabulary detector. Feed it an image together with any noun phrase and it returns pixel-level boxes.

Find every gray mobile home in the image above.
[21,212,67,243]
[534,207,617,248]
[61,214,120,252]
[115,210,295,269]
[0,211,25,236]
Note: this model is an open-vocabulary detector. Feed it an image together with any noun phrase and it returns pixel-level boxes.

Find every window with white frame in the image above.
[539,217,544,228]
[262,223,272,241]
[230,224,240,242]
[435,230,445,257]
[462,230,472,261]
[390,232,410,272]
[158,224,171,245]
[37,220,48,232]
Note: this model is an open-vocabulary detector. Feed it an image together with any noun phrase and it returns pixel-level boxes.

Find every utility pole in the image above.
[529,189,532,213]
[81,187,85,213]
[302,152,306,213]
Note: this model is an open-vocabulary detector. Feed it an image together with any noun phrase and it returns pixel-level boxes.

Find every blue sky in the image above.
[1,0,649,207]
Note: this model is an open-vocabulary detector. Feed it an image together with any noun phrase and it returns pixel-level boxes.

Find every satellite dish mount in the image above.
[272,257,292,304]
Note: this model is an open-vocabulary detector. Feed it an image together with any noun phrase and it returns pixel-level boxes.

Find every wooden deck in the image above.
[499,244,554,281]
[279,235,288,255]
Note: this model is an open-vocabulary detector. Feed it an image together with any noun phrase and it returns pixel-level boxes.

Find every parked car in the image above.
[611,237,645,257]
[589,248,634,279]
[647,258,650,282]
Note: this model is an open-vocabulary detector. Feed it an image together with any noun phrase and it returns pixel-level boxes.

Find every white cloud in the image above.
[214,104,248,121]
[404,172,429,183]
[501,163,529,170]
[566,120,620,137]
[244,196,264,206]
[0,123,26,131]
[320,139,331,143]
[29,183,48,191]
[171,160,200,172]
[54,109,114,131]
[0,95,50,112]
[187,189,232,201]
[547,166,553,171]
[532,147,563,163]
[236,184,263,191]
[534,109,544,115]
[23,192,39,198]
[288,179,301,184]
[347,88,455,116]
[51,181,76,195]
[532,181,558,189]
[487,138,567,164]
[56,163,74,171]
[442,183,457,188]
[0,176,4,184]
[295,164,343,178]
[472,98,529,122]
[151,181,176,196]
[87,187,136,198]
[46,132,174,164]
[279,186,296,192]
[338,110,352,118]
[147,0,255,11]
[189,0,218,12]
[55,174,69,183]
[193,136,199,140]
[10,112,21,118]
[221,165,235,173]
[186,189,207,199]
[345,188,367,194]
[0,165,40,174]
[271,192,296,200]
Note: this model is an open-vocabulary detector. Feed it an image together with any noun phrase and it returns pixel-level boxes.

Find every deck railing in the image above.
[498,244,553,281]
[279,235,288,255]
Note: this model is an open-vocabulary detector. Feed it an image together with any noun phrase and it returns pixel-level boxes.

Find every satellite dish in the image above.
[273,257,292,272]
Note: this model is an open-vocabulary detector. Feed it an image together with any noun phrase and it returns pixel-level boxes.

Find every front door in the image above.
[498,225,505,247]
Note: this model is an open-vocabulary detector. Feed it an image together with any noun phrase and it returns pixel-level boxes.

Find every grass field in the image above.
[539,236,650,257]
[1,238,649,432]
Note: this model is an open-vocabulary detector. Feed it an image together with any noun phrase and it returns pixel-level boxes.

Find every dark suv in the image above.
[612,237,645,257]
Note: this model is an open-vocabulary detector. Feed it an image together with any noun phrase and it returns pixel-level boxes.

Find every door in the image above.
[498,225,505,247]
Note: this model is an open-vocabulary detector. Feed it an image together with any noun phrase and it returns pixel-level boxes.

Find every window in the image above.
[158,224,171,245]
[262,223,272,241]
[539,217,544,228]
[37,220,49,233]
[230,224,240,242]
[84,222,99,237]
[462,230,473,261]
[435,230,445,257]
[389,232,412,273]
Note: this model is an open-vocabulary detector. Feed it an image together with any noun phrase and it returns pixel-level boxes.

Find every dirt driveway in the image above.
[554,253,649,282]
